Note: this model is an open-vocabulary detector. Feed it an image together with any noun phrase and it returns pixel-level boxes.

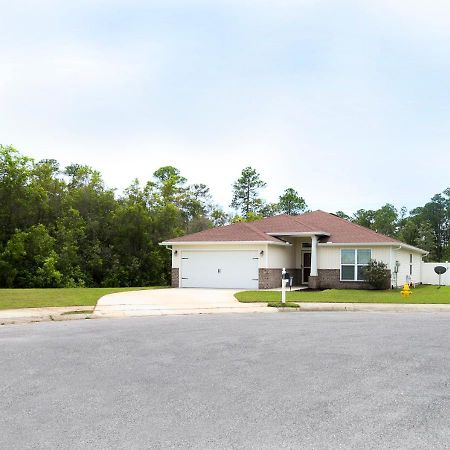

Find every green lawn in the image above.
[0,287,166,310]
[235,285,450,304]
[267,301,300,308]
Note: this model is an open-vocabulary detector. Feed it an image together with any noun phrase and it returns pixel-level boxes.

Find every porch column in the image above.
[310,235,318,277]
[308,235,320,289]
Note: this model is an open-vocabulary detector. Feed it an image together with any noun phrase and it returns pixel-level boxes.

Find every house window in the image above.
[341,249,371,281]
[410,254,413,275]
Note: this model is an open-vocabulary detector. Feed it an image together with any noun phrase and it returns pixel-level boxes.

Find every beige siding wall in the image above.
[392,248,422,285]
[317,245,391,269]
[266,244,295,269]
[317,245,424,285]
[317,246,339,269]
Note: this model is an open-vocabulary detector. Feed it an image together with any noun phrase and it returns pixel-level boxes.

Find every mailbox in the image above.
[282,271,294,290]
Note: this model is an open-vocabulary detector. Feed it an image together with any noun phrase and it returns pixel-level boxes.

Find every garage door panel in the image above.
[181,251,258,289]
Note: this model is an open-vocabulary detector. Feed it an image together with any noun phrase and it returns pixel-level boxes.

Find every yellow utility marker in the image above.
[401,283,412,298]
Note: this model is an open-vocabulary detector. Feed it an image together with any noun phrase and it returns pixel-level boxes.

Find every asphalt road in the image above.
[1,313,450,450]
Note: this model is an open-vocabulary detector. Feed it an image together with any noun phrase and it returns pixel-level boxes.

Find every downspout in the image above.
[420,251,430,285]
[392,245,402,289]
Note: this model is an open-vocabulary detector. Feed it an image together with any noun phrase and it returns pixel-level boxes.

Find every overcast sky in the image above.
[1,0,450,214]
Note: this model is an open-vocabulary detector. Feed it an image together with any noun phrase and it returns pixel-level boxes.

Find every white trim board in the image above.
[160,241,292,247]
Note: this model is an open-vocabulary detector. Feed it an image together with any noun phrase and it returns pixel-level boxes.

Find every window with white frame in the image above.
[341,249,372,281]
[409,254,413,275]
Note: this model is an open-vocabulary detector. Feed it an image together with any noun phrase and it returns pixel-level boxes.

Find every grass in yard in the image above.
[235,285,450,304]
[267,301,300,308]
[0,287,166,310]
[61,310,94,315]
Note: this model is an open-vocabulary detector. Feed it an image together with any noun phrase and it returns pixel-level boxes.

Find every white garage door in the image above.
[181,251,259,289]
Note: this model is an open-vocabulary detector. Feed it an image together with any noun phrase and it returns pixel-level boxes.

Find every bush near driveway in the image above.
[235,285,450,304]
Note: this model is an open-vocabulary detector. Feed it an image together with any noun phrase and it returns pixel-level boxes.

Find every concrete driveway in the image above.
[94,288,273,317]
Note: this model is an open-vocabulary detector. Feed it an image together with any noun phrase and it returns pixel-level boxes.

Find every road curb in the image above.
[2,302,450,326]
[0,313,95,326]
[291,302,450,313]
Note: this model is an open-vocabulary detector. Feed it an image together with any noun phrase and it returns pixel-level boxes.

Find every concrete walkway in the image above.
[93,288,274,317]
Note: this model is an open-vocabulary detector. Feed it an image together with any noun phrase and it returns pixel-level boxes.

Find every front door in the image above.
[302,252,311,284]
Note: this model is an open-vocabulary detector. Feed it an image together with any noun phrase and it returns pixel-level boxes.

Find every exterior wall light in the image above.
[174,250,178,256]
[260,250,264,256]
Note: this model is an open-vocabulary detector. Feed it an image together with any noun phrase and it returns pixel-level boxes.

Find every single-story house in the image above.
[161,210,428,290]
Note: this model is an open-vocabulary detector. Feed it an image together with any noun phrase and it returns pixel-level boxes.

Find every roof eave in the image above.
[267,231,331,237]
[160,240,292,247]
[318,242,428,254]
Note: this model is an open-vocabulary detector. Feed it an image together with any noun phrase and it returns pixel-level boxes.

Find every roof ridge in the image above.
[289,215,317,232]
[243,221,285,242]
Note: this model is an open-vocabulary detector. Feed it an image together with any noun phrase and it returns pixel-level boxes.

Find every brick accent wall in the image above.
[318,269,369,289]
[317,269,391,290]
[258,268,300,289]
[258,269,281,289]
[171,268,180,288]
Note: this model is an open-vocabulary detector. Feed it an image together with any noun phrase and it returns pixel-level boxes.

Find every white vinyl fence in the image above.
[422,262,450,286]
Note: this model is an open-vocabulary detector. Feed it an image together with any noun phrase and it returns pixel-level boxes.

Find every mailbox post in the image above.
[281,268,288,304]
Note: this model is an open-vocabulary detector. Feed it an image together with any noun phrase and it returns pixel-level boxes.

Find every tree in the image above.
[409,190,450,261]
[259,202,279,218]
[277,188,307,215]
[145,166,187,209]
[352,209,375,229]
[415,221,438,261]
[184,183,213,222]
[0,224,62,288]
[30,159,66,227]
[54,208,87,287]
[210,208,229,227]
[0,145,34,243]
[335,211,351,220]
[372,204,398,237]
[230,167,266,219]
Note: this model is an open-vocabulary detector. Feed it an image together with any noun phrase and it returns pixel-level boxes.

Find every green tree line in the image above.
[0,146,448,287]
[0,146,217,288]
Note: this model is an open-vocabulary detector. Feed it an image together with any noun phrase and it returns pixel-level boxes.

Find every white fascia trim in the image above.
[160,240,292,247]
[318,242,428,255]
[393,243,429,255]
[267,231,331,237]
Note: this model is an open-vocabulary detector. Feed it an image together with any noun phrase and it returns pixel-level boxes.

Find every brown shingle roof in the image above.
[164,210,405,245]
[165,221,284,243]
[285,210,402,244]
